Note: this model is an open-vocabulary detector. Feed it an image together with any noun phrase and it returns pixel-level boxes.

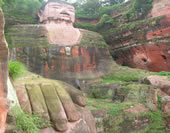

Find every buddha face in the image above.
[39,2,75,23]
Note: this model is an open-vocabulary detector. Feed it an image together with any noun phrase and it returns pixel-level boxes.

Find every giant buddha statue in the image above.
[5,0,115,133]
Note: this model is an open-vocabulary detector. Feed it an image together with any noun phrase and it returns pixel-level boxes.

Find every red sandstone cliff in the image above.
[110,0,170,72]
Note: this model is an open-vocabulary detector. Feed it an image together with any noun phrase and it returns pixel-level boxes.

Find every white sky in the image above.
[68,0,77,3]
[44,0,77,3]
[44,0,129,4]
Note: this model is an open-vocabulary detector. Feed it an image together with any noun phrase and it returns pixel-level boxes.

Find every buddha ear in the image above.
[0,8,4,32]
[38,10,43,22]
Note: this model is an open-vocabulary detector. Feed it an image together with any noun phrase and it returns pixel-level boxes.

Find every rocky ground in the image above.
[81,64,170,133]
[5,64,170,133]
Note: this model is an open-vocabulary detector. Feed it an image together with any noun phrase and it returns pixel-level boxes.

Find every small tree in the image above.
[76,0,102,16]
[102,0,125,6]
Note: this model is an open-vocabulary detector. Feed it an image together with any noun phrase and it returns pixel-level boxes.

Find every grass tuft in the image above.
[8,61,27,80]
[12,106,51,133]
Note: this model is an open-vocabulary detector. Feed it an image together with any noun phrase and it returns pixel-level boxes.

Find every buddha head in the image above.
[38,0,75,24]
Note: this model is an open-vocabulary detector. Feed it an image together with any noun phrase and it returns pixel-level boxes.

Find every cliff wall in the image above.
[75,0,170,72]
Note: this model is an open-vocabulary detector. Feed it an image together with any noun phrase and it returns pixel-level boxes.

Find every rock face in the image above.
[13,73,97,133]
[0,8,8,133]
[151,0,170,17]
[7,25,113,84]
[108,0,170,72]
[144,75,170,125]
[144,75,170,94]
[112,43,170,72]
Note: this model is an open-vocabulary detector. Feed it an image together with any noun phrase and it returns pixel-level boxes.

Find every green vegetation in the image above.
[0,0,3,7]
[8,61,27,80]
[142,111,166,133]
[75,0,101,19]
[121,0,153,21]
[108,103,133,116]
[103,15,162,43]
[86,97,166,132]
[75,2,125,19]
[155,71,170,77]
[96,14,114,29]
[102,65,151,83]
[86,98,133,115]
[103,73,142,83]
[76,29,108,48]
[74,14,114,32]
[74,22,97,31]
[85,64,169,132]
[157,96,163,110]
[86,65,154,103]
[12,106,51,133]
[103,110,167,133]
[75,0,153,35]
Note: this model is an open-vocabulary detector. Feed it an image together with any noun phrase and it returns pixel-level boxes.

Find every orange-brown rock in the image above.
[113,43,170,72]
[151,0,170,18]
[125,104,149,113]
[0,8,8,133]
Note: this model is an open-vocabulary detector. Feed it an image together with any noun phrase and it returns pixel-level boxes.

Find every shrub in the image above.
[8,61,27,79]
[96,14,114,29]
[74,22,97,31]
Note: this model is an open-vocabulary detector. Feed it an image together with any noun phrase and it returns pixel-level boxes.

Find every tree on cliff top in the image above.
[74,0,126,19]
[2,0,42,26]
[2,0,41,15]
[76,0,102,16]
[102,0,125,6]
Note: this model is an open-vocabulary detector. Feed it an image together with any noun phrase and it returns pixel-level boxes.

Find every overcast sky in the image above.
[44,0,77,3]
[44,0,129,3]
[68,0,77,3]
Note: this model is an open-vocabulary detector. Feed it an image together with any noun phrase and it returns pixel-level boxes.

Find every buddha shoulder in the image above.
[77,29,108,48]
